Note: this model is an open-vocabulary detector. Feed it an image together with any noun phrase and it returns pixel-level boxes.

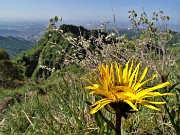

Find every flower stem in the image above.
[116,112,122,135]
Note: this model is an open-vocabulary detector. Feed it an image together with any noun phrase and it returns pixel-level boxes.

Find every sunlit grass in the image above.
[1,65,179,134]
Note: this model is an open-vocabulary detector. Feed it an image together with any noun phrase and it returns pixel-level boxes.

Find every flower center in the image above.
[109,86,134,102]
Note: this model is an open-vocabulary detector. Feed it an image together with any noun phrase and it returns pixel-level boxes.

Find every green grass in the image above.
[1,73,99,134]
[0,18,180,135]
[0,85,38,100]
[1,63,179,134]
[1,43,180,135]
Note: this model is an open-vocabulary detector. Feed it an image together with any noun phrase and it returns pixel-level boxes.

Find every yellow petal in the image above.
[128,63,139,88]
[134,74,157,91]
[110,63,114,84]
[130,63,140,89]
[124,100,138,111]
[123,61,129,84]
[136,82,171,98]
[143,104,160,111]
[85,84,99,90]
[138,67,148,83]
[90,99,112,114]
[88,72,101,86]
[124,92,137,99]
[116,62,123,84]
[128,61,133,78]
[142,92,174,98]
[147,101,166,104]
[90,90,110,97]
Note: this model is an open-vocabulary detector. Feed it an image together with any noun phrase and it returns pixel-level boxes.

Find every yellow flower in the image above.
[85,61,173,114]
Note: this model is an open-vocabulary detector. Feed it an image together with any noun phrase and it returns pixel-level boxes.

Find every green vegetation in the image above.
[0,36,34,58]
[13,24,108,80]
[0,49,25,88]
[0,48,9,60]
[0,10,180,135]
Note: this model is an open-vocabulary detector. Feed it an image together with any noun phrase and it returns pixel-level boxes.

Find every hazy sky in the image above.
[0,0,180,25]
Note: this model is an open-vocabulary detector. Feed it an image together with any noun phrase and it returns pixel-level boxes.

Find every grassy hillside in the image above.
[14,24,108,79]
[0,36,34,58]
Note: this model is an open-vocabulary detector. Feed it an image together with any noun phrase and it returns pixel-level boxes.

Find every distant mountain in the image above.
[0,20,47,42]
[0,36,35,58]
[105,28,140,38]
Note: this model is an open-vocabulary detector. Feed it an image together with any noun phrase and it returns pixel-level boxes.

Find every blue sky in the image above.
[0,0,180,25]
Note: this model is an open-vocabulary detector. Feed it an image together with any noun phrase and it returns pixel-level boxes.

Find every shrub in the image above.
[0,60,25,88]
[0,48,9,60]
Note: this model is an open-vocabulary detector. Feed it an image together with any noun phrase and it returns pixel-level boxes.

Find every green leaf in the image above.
[54,16,58,22]
[49,18,54,23]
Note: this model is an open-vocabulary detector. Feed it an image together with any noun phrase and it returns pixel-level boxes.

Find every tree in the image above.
[0,48,9,60]
[0,49,25,88]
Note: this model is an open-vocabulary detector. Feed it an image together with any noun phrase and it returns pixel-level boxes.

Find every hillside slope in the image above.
[14,24,109,79]
[0,36,34,58]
